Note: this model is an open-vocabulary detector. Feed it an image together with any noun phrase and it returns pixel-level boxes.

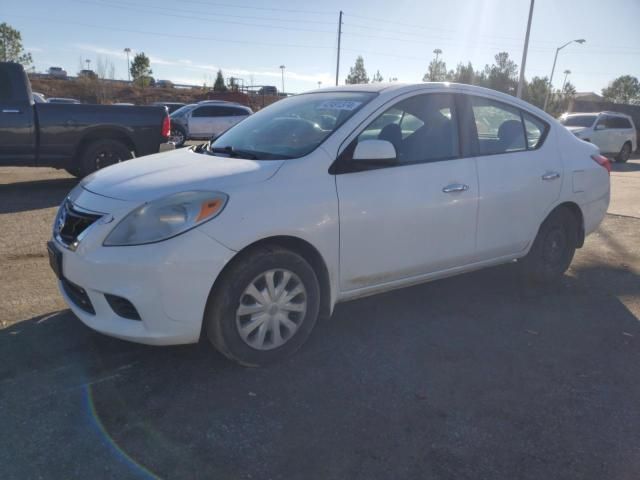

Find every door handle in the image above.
[442,183,469,193]
[542,171,561,181]
[2,109,21,113]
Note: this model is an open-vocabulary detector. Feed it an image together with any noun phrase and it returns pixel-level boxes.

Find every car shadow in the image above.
[0,177,78,214]
[611,160,640,173]
[2,262,640,479]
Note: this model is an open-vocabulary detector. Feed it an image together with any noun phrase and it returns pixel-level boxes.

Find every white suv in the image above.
[561,112,637,162]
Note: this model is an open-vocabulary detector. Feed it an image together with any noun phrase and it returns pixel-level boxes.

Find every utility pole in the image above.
[124,47,131,82]
[335,10,343,86]
[279,65,286,95]
[516,0,534,98]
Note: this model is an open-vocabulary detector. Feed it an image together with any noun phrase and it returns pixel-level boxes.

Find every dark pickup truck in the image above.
[0,62,173,177]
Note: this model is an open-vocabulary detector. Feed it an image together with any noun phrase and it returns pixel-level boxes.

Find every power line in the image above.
[6,14,335,50]
[157,0,334,15]
[76,0,336,25]
[74,0,336,34]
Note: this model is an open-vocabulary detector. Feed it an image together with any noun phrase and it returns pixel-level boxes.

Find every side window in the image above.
[523,112,548,149]
[356,93,459,164]
[595,116,610,130]
[470,96,525,154]
[192,106,214,118]
[611,116,631,129]
[0,70,13,101]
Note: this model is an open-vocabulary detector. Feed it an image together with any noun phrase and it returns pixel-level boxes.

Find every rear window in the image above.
[0,70,12,101]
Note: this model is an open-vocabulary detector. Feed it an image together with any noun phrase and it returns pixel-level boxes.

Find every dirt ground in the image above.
[1,156,640,479]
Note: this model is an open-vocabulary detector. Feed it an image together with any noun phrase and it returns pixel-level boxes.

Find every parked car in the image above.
[151,101,185,114]
[47,97,81,104]
[169,101,252,147]
[48,82,610,366]
[560,111,637,162]
[155,80,174,88]
[78,69,97,79]
[0,62,173,177]
[48,66,67,79]
[257,86,278,96]
[113,102,135,106]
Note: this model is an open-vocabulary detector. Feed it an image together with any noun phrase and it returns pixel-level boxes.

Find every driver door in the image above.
[335,93,479,292]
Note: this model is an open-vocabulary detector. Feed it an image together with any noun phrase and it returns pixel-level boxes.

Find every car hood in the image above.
[82,148,284,202]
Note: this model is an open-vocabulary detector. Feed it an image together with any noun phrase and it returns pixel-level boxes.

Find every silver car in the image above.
[169,101,253,147]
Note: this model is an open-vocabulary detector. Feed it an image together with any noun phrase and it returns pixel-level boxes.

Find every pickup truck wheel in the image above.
[519,207,577,284]
[79,139,132,177]
[616,142,632,163]
[170,126,186,147]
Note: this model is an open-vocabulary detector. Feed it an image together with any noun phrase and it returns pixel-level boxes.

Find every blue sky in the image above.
[4,0,639,94]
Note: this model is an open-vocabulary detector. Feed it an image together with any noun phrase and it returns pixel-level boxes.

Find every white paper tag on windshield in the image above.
[316,100,361,111]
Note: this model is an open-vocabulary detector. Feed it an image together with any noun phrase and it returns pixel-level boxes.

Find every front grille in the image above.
[61,278,95,314]
[56,201,102,247]
[105,294,141,320]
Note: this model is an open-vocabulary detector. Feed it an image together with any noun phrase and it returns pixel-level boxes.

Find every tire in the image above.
[79,139,132,177]
[205,245,321,367]
[615,142,632,163]
[519,207,578,284]
[170,126,187,147]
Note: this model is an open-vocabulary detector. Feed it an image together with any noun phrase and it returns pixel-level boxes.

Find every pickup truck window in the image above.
[0,70,13,101]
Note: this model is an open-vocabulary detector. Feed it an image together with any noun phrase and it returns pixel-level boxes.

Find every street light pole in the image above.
[516,0,535,98]
[279,65,286,95]
[431,48,442,81]
[85,59,91,70]
[124,47,131,82]
[543,39,585,112]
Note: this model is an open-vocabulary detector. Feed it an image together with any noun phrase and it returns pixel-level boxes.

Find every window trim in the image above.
[330,92,464,174]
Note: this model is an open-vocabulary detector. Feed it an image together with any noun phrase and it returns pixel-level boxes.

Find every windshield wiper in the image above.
[209,145,259,160]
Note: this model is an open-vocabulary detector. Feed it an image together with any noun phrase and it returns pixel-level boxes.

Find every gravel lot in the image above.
[1,156,640,479]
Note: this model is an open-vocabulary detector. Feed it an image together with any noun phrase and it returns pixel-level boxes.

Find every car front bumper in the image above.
[51,186,235,345]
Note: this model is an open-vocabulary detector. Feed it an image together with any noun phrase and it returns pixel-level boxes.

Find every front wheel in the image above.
[205,246,321,367]
[616,142,632,163]
[519,208,578,284]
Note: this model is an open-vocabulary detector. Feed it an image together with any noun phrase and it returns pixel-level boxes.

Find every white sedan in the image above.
[49,83,610,366]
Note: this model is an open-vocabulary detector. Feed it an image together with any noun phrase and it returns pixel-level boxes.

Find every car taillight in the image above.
[161,115,170,139]
[591,154,611,175]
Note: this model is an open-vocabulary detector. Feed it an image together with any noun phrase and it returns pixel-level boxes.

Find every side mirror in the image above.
[595,123,606,131]
[352,139,397,164]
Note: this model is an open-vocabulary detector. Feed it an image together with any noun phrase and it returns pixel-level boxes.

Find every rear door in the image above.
[220,106,250,130]
[591,115,615,153]
[611,116,633,152]
[465,95,561,259]
[0,65,36,163]
[188,105,220,138]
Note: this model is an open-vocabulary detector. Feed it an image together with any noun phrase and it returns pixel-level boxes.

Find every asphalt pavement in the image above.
[1,158,640,479]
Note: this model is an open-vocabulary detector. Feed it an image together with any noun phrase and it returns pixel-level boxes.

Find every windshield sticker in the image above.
[316,100,362,111]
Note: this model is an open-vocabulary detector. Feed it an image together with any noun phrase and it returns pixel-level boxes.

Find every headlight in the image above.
[104,191,228,246]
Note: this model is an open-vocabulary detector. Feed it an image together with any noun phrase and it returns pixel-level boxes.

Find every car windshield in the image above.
[561,115,597,127]
[208,92,376,159]
[170,104,195,118]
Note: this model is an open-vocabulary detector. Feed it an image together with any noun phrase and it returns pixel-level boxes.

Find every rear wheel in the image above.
[520,207,578,284]
[205,246,320,367]
[616,142,632,163]
[79,139,132,177]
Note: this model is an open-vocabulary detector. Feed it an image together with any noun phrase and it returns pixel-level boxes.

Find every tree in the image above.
[423,50,447,82]
[523,76,549,109]
[602,75,640,104]
[345,56,369,84]
[371,70,383,83]
[213,69,227,92]
[447,62,475,85]
[130,52,153,87]
[0,23,32,66]
[484,52,518,95]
